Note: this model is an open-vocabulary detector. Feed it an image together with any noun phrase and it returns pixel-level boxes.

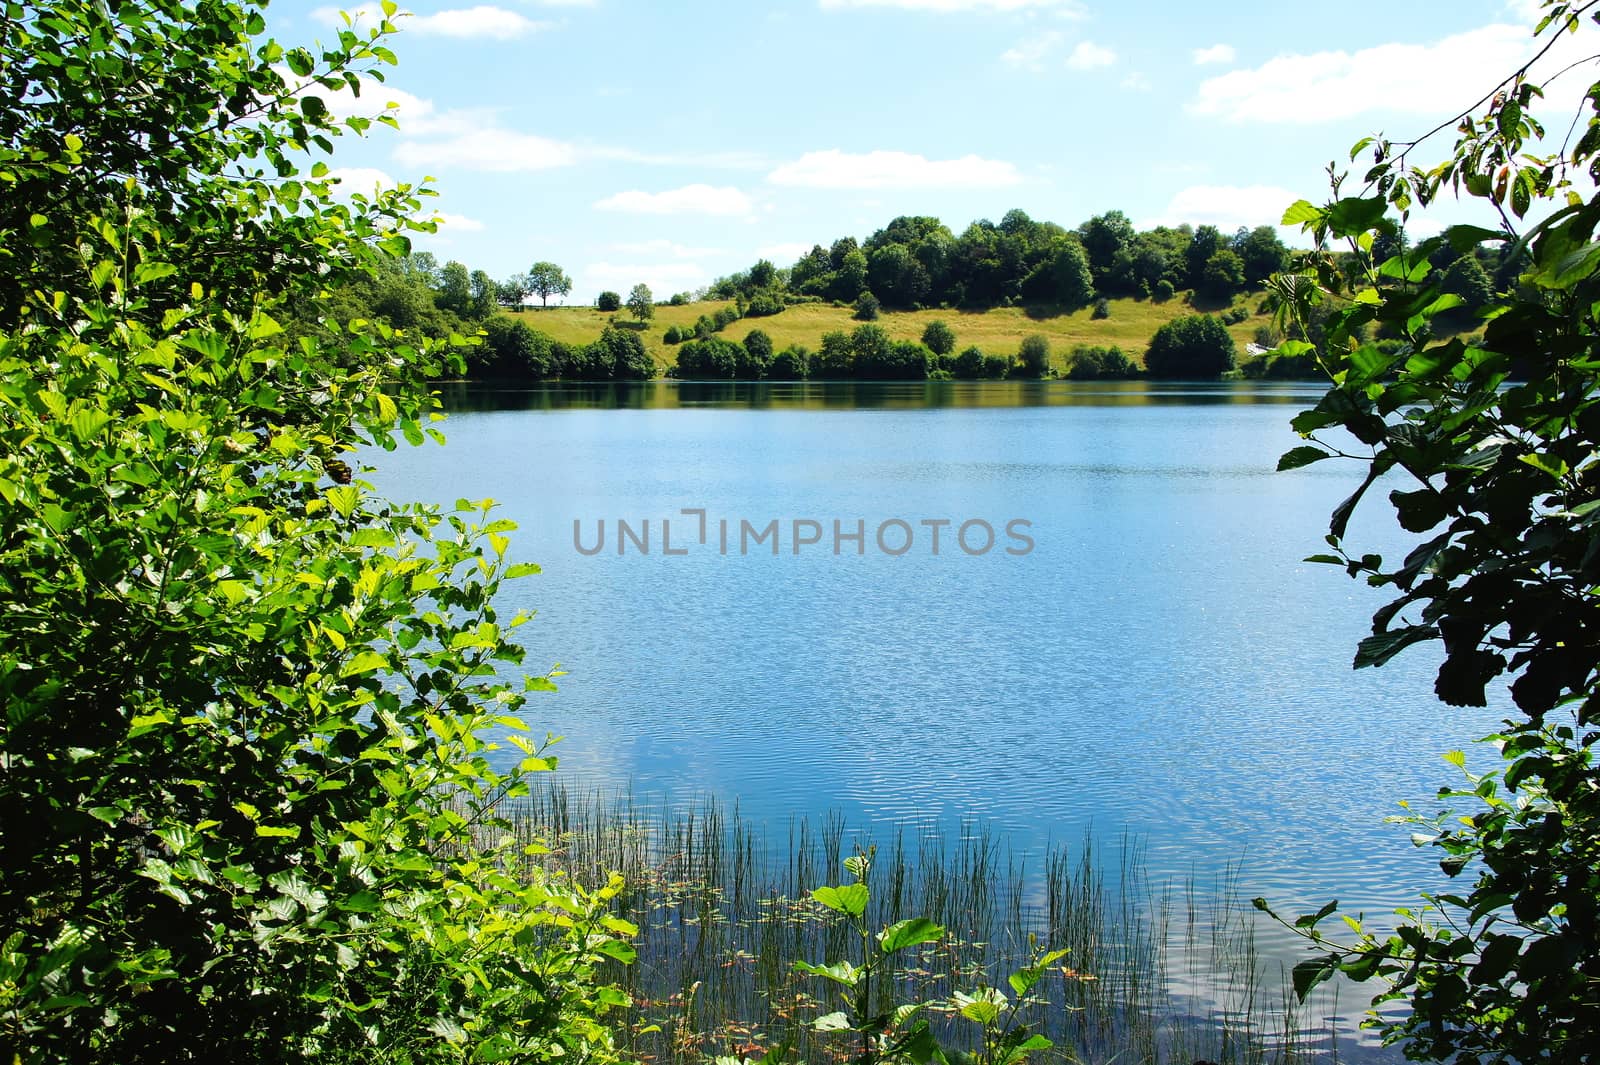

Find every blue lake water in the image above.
[370,379,1500,926]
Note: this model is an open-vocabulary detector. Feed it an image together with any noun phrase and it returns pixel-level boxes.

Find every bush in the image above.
[982,353,1014,379]
[853,291,881,321]
[593,324,655,379]
[596,290,621,311]
[740,329,774,378]
[953,345,986,379]
[712,305,741,331]
[770,344,812,379]
[1018,334,1051,377]
[1221,305,1250,326]
[1154,278,1176,302]
[675,337,742,379]
[0,2,633,1061]
[663,325,683,344]
[921,319,956,356]
[1143,314,1236,378]
[1067,345,1137,380]
[745,292,784,317]
[1091,297,1110,320]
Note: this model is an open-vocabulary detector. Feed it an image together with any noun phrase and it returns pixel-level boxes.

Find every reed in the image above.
[506,781,1320,1065]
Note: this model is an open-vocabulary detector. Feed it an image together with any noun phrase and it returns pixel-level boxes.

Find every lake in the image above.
[371,378,1498,925]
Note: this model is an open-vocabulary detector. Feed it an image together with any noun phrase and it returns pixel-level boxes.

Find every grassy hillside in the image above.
[504,291,1273,374]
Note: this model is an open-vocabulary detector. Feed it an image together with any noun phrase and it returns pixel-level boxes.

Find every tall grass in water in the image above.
[509,782,1315,1065]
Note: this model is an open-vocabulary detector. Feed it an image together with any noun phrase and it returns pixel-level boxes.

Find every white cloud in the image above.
[1065,41,1116,70]
[820,0,1084,11]
[1190,23,1562,123]
[767,149,1022,189]
[612,239,725,258]
[1001,30,1062,70]
[313,5,550,37]
[324,166,397,190]
[429,211,485,231]
[1142,184,1303,236]
[1121,71,1151,91]
[581,261,710,300]
[593,184,754,216]
[757,242,816,263]
[1192,43,1235,65]
[410,6,549,38]
[394,129,578,171]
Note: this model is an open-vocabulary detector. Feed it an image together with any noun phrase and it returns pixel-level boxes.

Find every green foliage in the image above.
[1066,345,1137,380]
[770,343,812,379]
[1091,297,1110,320]
[953,345,986,380]
[1263,7,1600,1059]
[596,290,622,312]
[1143,314,1235,378]
[675,337,742,379]
[529,262,573,307]
[921,319,957,356]
[590,325,655,380]
[627,283,655,323]
[0,2,632,1061]
[982,353,1014,380]
[1017,334,1051,378]
[853,291,882,321]
[745,292,785,317]
[1200,249,1247,299]
[1153,278,1176,302]
[797,851,1062,1065]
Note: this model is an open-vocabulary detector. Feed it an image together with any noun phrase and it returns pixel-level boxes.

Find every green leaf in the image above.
[1292,956,1339,999]
[1281,200,1323,226]
[340,650,387,677]
[811,883,869,918]
[1278,445,1331,471]
[879,917,944,953]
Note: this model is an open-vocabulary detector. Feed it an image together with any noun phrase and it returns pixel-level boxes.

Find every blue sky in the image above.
[270,0,1582,301]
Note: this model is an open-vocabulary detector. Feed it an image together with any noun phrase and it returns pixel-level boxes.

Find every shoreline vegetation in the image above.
[291,206,1502,386]
[508,780,1327,1065]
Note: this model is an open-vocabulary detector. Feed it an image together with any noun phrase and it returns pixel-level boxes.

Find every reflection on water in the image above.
[432,378,1327,413]
[367,381,1502,1061]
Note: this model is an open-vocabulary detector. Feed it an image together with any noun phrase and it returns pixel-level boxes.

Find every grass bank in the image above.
[509,782,1324,1065]
[505,294,1272,375]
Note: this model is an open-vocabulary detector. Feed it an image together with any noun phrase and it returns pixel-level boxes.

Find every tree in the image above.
[0,2,630,1062]
[1050,239,1096,308]
[591,324,654,379]
[921,320,956,356]
[1236,225,1290,285]
[853,291,881,321]
[1199,248,1247,299]
[1184,225,1225,289]
[1018,334,1051,377]
[1143,314,1235,377]
[1261,6,1600,1060]
[527,260,572,307]
[469,268,497,319]
[627,283,655,322]
[596,290,621,312]
[498,273,531,308]
[436,259,471,315]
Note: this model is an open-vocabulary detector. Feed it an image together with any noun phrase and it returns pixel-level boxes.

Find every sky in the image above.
[267,0,1592,302]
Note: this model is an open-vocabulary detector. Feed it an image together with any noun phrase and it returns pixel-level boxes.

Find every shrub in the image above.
[953,345,985,379]
[983,353,1014,379]
[1154,279,1176,302]
[1091,297,1110,320]
[663,325,683,344]
[770,344,812,379]
[1143,314,1236,378]
[745,292,784,317]
[1018,334,1051,377]
[853,291,881,321]
[921,319,956,356]
[0,2,633,1061]
[596,289,621,311]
